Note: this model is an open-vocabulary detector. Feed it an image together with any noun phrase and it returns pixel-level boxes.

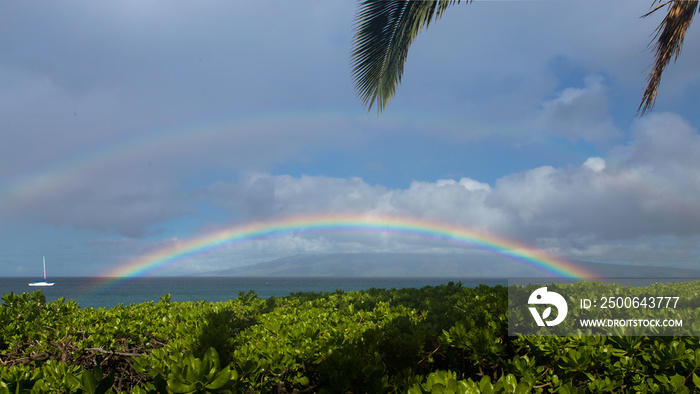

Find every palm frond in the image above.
[638,0,699,116]
[351,0,467,113]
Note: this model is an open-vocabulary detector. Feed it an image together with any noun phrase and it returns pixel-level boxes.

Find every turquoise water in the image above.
[0,277,506,309]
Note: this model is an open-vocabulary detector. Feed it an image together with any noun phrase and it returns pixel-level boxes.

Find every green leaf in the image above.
[81,368,98,394]
[407,384,424,394]
[502,373,517,392]
[514,381,532,394]
[479,376,494,394]
[95,370,115,394]
[351,0,468,112]
[65,373,82,389]
[205,366,233,390]
[167,379,197,394]
[202,347,221,379]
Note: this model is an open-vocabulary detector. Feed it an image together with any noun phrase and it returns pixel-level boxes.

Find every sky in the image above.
[2,1,700,277]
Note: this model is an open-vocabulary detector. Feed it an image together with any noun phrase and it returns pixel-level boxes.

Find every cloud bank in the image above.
[196,113,700,267]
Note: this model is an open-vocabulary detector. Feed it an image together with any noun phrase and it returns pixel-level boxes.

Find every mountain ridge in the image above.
[203,253,700,278]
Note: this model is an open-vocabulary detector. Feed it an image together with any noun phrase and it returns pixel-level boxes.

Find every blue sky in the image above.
[1,1,700,276]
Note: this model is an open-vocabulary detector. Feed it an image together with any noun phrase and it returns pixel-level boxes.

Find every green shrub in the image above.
[1,281,700,392]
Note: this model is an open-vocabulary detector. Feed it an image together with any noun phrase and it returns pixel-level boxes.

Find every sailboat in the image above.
[28,256,55,287]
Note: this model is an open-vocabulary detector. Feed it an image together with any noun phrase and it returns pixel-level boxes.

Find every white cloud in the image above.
[613,112,700,170]
[583,157,606,172]
[207,173,391,219]
[536,75,623,142]
[200,113,700,266]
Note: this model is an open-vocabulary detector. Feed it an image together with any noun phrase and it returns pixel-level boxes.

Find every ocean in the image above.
[0,277,506,309]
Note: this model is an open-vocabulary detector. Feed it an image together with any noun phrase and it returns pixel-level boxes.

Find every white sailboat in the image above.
[28,256,55,287]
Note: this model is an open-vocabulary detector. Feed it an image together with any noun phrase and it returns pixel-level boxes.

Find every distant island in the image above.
[203,252,700,279]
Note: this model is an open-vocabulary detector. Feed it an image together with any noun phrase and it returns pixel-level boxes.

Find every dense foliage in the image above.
[1,281,700,393]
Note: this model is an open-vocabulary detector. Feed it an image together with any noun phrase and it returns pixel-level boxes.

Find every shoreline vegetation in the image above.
[2,281,700,393]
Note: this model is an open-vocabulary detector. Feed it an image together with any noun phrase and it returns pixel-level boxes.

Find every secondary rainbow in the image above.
[1,109,364,212]
[98,213,596,282]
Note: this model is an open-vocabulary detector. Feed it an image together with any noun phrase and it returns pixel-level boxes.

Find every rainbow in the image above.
[96,213,596,284]
[0,109,365,212]
[1,108,500,215]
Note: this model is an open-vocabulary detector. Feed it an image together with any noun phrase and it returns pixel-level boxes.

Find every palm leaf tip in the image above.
[351,0,466,113]
[638,0,699,117]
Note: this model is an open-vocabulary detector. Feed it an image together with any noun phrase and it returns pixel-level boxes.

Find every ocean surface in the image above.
[0,277,507,309]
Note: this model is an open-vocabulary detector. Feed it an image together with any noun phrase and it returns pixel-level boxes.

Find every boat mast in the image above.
[43,256,47,280]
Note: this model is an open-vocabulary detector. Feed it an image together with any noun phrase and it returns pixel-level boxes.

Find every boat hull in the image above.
[28,281,55,287]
